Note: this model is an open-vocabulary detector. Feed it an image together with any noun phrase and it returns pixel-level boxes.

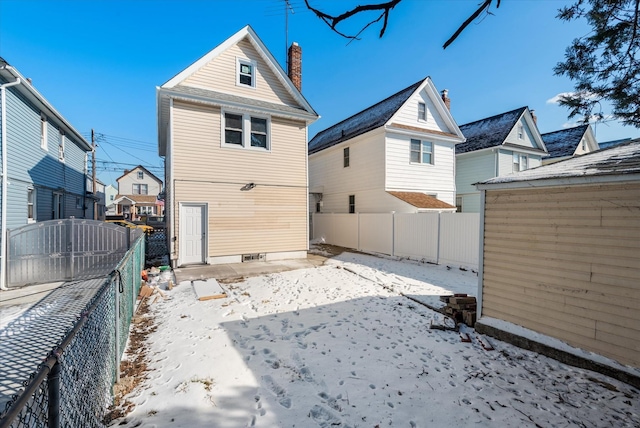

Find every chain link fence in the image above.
[0,233,145,428]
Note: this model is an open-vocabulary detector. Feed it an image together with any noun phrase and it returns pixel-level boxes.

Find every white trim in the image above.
[236,57,257,89]
[386,77,466,143]
[58,131,65,163]
[476,173,640,190]
[40,114,48,150]
[221,109,271,151]
[178,202,208,266]
[476,189,485,318]
[160,25,316,116]
[27,186,36,223]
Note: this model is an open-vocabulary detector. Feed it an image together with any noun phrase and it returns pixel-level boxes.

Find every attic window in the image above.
[137,171,144,179]
[418,102,426,121]
[237,58,256,88]
[517,125,524,140]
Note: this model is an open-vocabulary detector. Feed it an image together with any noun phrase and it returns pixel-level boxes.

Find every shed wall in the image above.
[481,182,640,367]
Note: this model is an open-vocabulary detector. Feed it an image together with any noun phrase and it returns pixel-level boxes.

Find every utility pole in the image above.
[92,129,97,220]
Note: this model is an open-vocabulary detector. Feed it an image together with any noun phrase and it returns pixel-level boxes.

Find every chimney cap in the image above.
[441,89,449,97]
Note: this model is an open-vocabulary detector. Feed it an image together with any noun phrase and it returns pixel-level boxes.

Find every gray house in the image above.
[0,58,93,283]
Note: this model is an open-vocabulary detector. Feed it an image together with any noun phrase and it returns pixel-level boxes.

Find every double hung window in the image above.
[237,58,257,88]
[223,112,270,150]
[410,139,433,164]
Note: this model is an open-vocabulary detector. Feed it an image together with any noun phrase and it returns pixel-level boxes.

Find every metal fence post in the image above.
[47,360,61,428]
[114,277,120,380]
[67,220,75,281]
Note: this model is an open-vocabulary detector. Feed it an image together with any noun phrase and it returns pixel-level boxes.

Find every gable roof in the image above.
[308,79,423,154]
[541,124,591,158]
[387,191,456,210]
[477,140,640,188]
[116,165,163,185]
[157,25,318,156]
[0,58,91,152]
[456,107,534,154]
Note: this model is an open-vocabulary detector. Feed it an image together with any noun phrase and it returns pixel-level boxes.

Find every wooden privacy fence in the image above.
[312,212,480,269]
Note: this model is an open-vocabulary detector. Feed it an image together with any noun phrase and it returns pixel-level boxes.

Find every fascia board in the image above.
[476,173,640,191]
[160,25,318,118]
[385,126,463,144]
[1,66,91,152]
[521,109,548,153]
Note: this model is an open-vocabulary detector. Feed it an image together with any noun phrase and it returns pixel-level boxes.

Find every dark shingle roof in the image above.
[541,125,589,159]
[599,137,631,150]
[308,78,424,154]
[456,107,527,154]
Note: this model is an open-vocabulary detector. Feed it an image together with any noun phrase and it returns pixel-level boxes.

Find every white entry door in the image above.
[180,203,206,265]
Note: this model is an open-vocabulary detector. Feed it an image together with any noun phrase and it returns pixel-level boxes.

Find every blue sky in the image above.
[1,0,638,186]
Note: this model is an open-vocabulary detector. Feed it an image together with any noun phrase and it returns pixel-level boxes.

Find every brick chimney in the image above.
[441,89,451,110]
[288,42,302,92]
[531,109,537,125]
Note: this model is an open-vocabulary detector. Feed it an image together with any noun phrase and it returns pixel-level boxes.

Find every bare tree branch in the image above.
[304,0,402,40]
[442,0,501,49]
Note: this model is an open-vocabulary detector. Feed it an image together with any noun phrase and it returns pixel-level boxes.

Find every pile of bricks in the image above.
[440,294,477,327]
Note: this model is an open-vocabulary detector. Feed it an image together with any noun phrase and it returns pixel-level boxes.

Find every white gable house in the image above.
[308,78,465,214]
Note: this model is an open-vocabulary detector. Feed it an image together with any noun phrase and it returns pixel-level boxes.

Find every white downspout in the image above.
[1,76,21,290]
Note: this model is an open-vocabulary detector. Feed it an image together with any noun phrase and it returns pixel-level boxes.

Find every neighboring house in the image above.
[475,141,640,379]
[455,107,547,213]
[157,26,318,266]
[599,137,632,150]
[541,124,599,165]
[308,78,465,214]
[86,177,106,220]
[0,58,93,288]
[113,165,163,220]
[104,184,118,215]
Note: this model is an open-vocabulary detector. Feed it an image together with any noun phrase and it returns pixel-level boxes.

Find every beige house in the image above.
[157,26,318,266]
[475,141,640,379]
[114,165,163,220]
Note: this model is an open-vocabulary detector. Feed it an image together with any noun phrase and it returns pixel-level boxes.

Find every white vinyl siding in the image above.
[182,38,298,108]
[481,182,640,367]
[391,89,452,133]
[455,152,496,195]
[309,131,385,213]
[505,117,538,149]
[386,133,455,205]
[118,167,162,196]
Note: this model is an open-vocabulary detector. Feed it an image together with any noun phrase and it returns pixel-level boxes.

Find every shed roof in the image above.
[456,107,527,154]
[387,191,456,210]
[478,140,640,188]
[308,79,424,155]
[541,124,589,159]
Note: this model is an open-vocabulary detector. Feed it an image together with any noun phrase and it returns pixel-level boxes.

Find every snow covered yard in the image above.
[113,253,639,427]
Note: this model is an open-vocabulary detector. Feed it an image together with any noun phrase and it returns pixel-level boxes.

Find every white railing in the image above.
[312,212,479,270]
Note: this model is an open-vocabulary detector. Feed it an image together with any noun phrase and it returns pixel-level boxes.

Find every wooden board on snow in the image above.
[192,279,227,301]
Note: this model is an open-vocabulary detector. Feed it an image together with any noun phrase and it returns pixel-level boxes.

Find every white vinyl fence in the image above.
[312,212,479,270]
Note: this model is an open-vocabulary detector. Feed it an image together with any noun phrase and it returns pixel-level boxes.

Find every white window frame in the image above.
[418,102,426,121]
[58,131,65,163]
[521,154,528,170]
[133,183,148,195]
[517,124,524,140]
[236,58,257,89]
[137,171,144,179]
[221,110,271,151]
[40,114,48,150]
[410,139,434,165]
[513,152,529,172]
[513,152,520,172]
[27,187,36,223]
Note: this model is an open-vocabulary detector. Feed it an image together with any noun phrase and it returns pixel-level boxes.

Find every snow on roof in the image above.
[456,107,527,154]
[479,140,640,186]
[541,124,589,159]
[599,137,632,150]
[308,78,424,154]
